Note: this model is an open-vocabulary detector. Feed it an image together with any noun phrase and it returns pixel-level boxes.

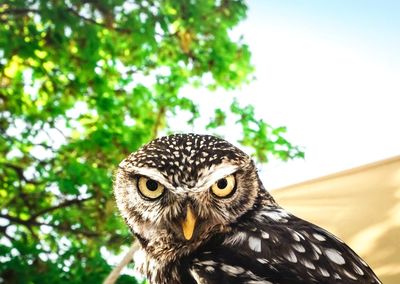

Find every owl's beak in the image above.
[182,204,196,240]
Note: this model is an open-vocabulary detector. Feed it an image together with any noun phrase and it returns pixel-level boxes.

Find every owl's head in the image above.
[114,134,272,260]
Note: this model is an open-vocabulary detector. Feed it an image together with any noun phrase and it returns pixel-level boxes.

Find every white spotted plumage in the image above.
[114,134,382,284]
[248,236,262,253]
[325,248,346,265]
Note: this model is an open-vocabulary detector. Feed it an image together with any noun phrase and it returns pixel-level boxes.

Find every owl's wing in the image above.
[189,245,310,284]
[189,206,381,284]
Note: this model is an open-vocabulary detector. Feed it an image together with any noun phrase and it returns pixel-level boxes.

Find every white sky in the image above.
[239,1,400,189]
[176,1,400,189]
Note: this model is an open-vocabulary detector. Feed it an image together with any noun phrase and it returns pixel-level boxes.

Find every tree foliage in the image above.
[0,0,303,282]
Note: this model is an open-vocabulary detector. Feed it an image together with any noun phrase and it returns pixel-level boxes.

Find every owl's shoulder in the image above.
[187,206,381,283]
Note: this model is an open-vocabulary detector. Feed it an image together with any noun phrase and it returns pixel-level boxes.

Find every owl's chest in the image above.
[143,236,226,284]
[143,258,197,284]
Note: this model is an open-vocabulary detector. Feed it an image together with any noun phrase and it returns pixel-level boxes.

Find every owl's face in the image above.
[114,134,265,259]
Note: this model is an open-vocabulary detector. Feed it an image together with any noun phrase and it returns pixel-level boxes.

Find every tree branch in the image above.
[0,213,100,238]
[152,106,166,139]
[103,242,140,284]
[2,162,42,185]
[29,197,93,220]
[45,221,100,238]
[65,6,131,33]
[0,8,40,15]
[0,225,16,242]
[0,5,130,33]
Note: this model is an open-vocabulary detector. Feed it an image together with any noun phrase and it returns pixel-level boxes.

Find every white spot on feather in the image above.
[292,243,306,253]
[248,236,262,253]
[190,269,205,283]
[334,273,341,279]
[313,233,326,241]
[223,231,247,246]
[353,263,364,275]
[311,243,322,255]
[284,250,297,263]
[261,231,269,239]
[344,269,358,280]
[319,267,330,277]
[261,210,289,222]
[301,259,315,269]
[221,264,245,275]
[200,260,217,266]
[291,231,303,242]
[359,257,369,267]
[257,258,269,264]
[205,266,215,272]
[325,248,345,265]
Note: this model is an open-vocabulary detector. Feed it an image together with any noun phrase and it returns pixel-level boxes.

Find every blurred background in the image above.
[1,0,399,283]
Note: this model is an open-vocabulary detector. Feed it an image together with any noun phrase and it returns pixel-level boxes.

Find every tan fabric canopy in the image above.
[272,156,400,284]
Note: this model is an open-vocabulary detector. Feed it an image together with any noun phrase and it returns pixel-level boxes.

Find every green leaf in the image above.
[0,0,302,282]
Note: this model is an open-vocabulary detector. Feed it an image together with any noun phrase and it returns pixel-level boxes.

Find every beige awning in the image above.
[272,156,400,284]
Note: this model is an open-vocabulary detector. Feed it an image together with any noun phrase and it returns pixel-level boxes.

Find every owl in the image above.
[114,133,381,284]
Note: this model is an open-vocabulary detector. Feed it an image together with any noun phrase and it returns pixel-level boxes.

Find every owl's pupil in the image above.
[217,179,228,189]
[146,179,158,191]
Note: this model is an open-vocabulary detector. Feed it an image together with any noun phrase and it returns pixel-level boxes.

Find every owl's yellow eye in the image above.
[211,175,236,198]
[137,176,165,199]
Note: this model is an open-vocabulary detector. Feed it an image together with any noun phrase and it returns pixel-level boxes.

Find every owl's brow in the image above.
[117,165,136,175]
[121,165,175,189]
[118,165,128,171]
[195,164,240,191]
